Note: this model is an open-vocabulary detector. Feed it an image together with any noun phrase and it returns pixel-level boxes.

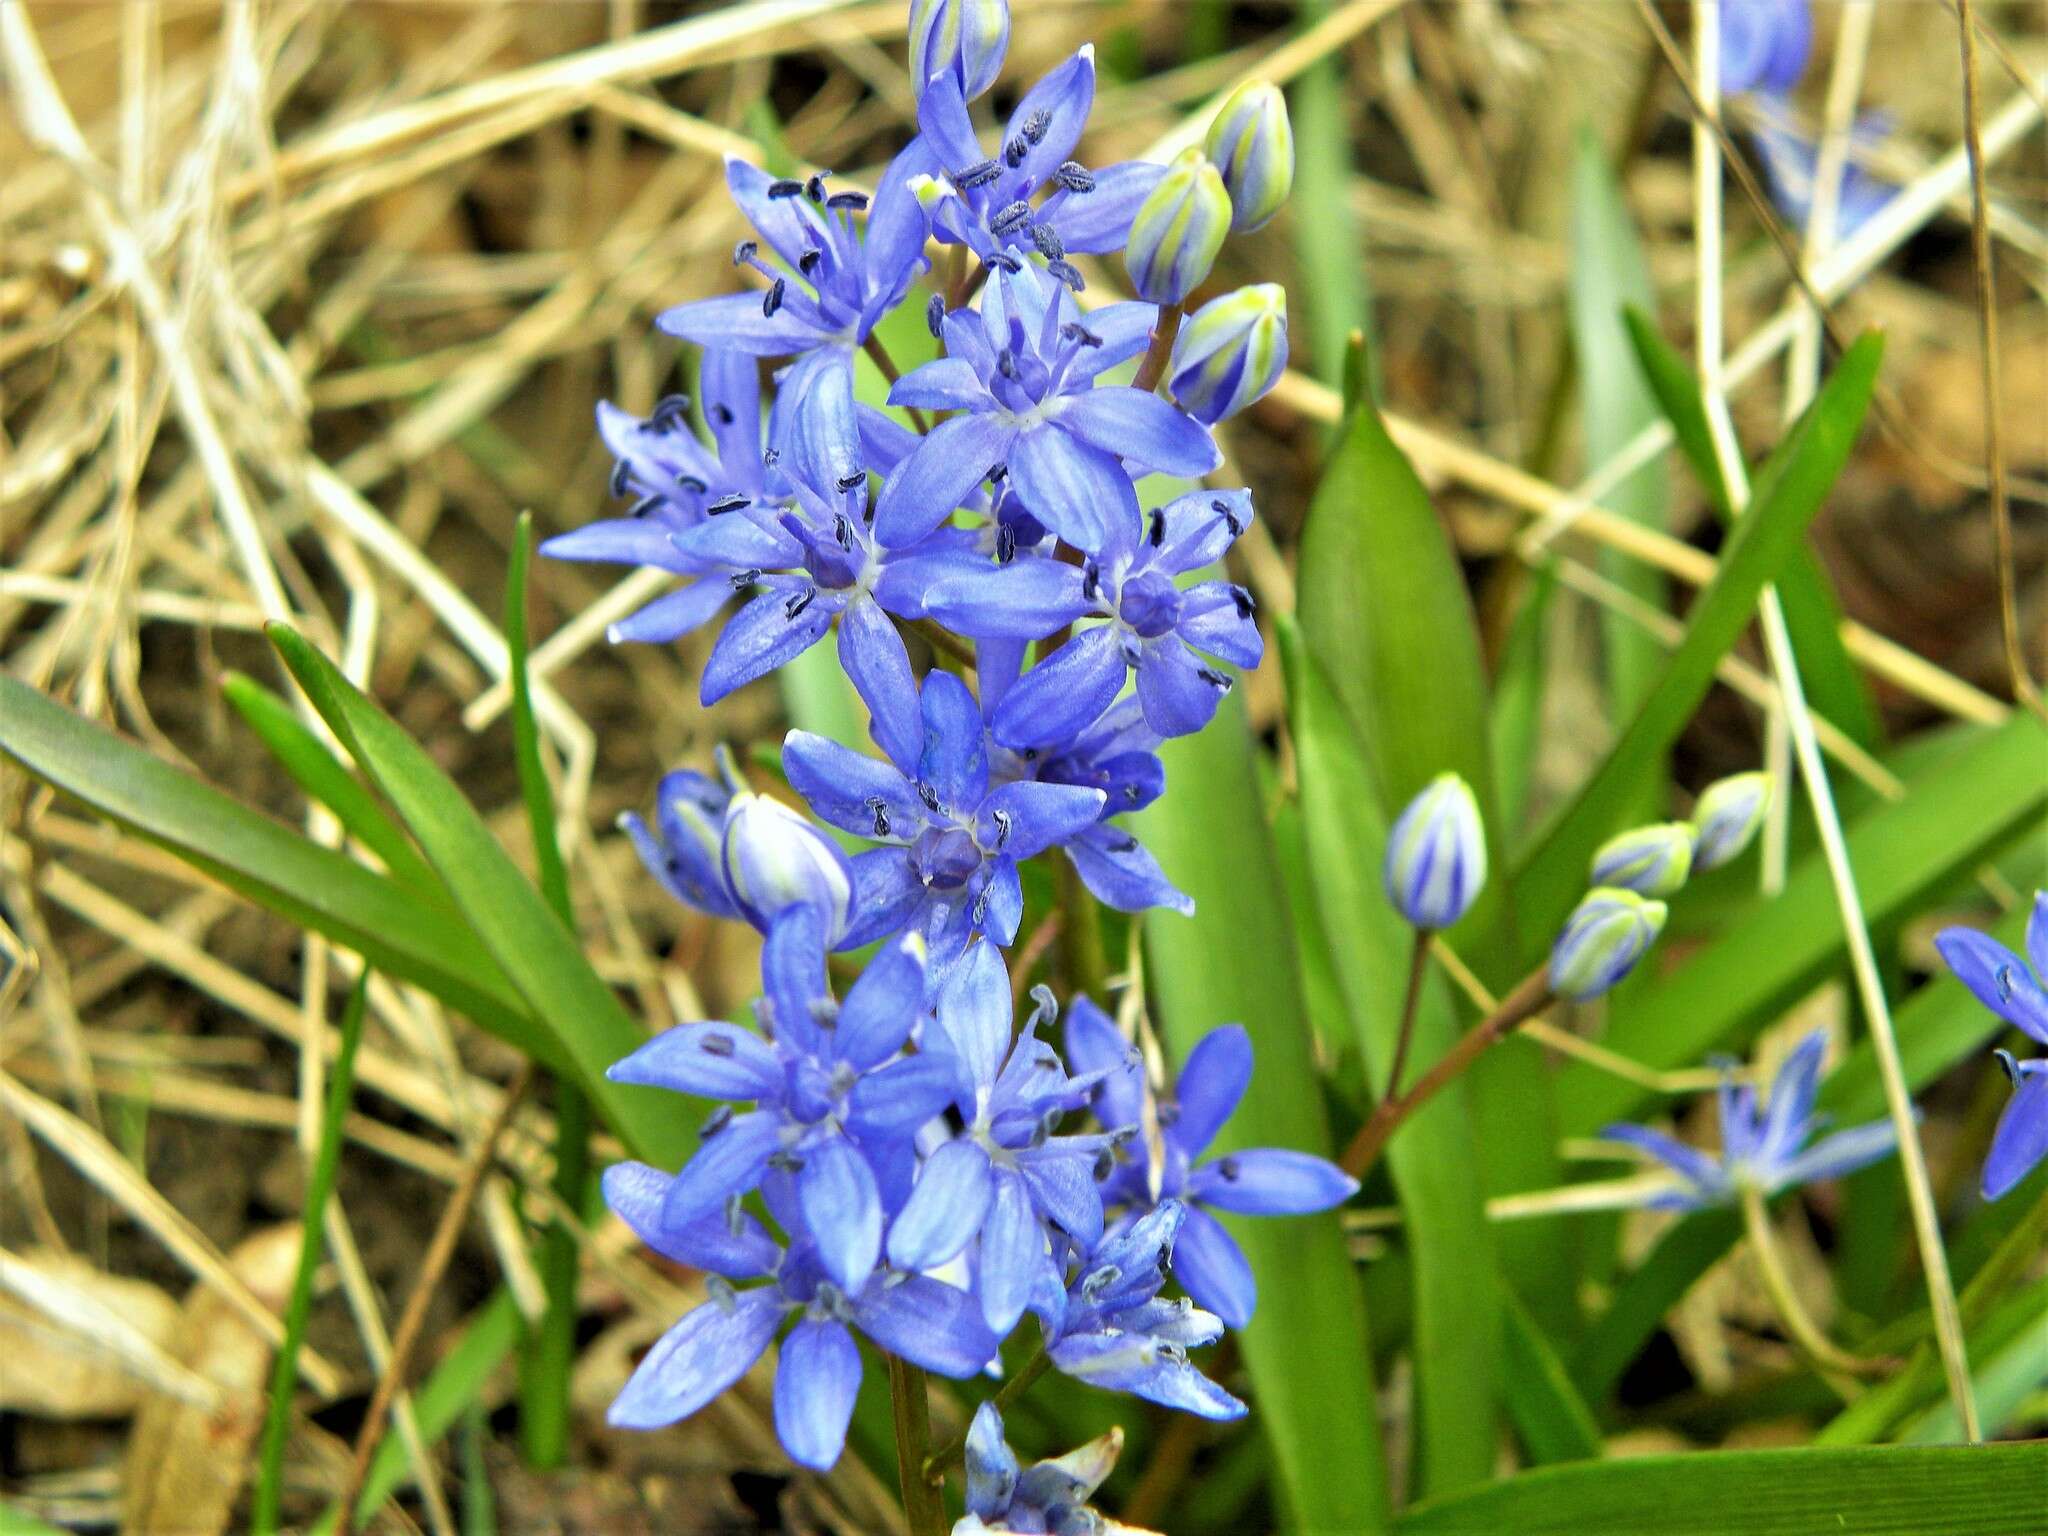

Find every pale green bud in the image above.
[1692,771,1774,871]
[1204,79,1293,233]
[1549,887,1668,1001]
[1589,822,1696,898]
[1125,148,1232,307]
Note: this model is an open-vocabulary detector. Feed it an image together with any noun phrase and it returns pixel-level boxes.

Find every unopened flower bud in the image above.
[908,0,1009,102]
[1166,284,1288,425]
[1590,822,1695,898]
[1125,148,1232,307]
[1204,79,1293,233]
[621,770,738,921]
[720,791,854,944]
[1692,771,1773,871]
[1384,773,1487,930]
[1549,887,1668,1001]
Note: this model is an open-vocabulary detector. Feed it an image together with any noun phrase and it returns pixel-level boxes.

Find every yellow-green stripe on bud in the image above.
[1125,148,1232,307]
[1589,822,1695,898]
[1167,284,1288,425]
[1204,79,1293,233]
[909,0,1009,102]
[1383,772,1487,930]
[1549,887,1668,1001]
[1691,771,1773,871]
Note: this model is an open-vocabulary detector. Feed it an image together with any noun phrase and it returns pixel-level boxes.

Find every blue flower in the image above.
[908,45,1165,285]
[1600,1029,1900,1211]
[1384,772,1487,930]
[921,487,1260,747]
[1034,1202,1245,1420]
[657,153,929,359]
[784,668,1106,956]
[887,952,1114,1333]
[608,910,957,1248]
[1062,1005,1357,1329]
[909,0,1009,105]
[602,1160,998,1469]
[957,1402,1131,1536]
[1751,110,1894,240]
[878,262,1219,553]
[1935,894,2048,1200]
[1027,697,1193,918]
[1721,0,1810,97]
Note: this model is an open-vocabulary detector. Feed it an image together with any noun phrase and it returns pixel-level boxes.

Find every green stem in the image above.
[1739,1184,1893,1379]
[887,1355,948,1536]
[922,1348,1051,1481]
[1056,856,1109,1000]
[1380,929,1432,1102]
[519,1079,590,1466]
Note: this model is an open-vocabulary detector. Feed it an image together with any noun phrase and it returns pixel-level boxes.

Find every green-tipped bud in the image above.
[1204,79,1293,233]
[1125,148,1232,307]
[1167,283,1288,425]
[909,0,1009,102]
[1589,822,1695,898]
[1549,887,1668,1001]
[1692,771,1773,870]
[1383,772,1487,930]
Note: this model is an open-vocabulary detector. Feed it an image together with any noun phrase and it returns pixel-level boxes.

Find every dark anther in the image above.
[954,158,1002,189]
[700,1104,734,1138]
[826,190,869,210]
[729,567,763,591]
[1093,1148,1115,1181]
[833,513,854,550]
[991,200,1032,236]
[1021,108,1050,144]
[1212,497,1244,536]
[984,250,1022,274]
[785,587,817,620]
[1111,835,1138,854]
[836,470,866,492]
[762,277,787,318]
[761,448,779,467]
[707,493,750,514]
[1019,747,1039,762]
[1031,223,1065,261]
[677,472,708,492]
[608,460,634,499]
[1081,564,1101,602]
[997,350,1019,380]
[651,393,691,429]
[866,795,891,837]
[916,783,941,813]
[767,1150,807,1173]
[732,238,759,267]
[1231,585,1255,618]
[1059,321,1102,347]
[972,885,991,925]
[700,1031,737,1058]
[988,463,1008,483]
[1198,666,1232,691]
[1123,784,1141,802]
[805,173,829,203]
[1218,1156,1242,1181]
[767,178,805,199]
[991,808,1013,850]
[1157,1103,1181,1128]
[1055,161,1095,193]
[710,402,736,426]
[627,496,658,519]
[926,293,945,338]
[1047,259,1085,291]
[724,1193,746,1236]
[1147,507,1165,547]
[798,248,823,276]
[995,524,1017,564]
[1003,136,1029,169]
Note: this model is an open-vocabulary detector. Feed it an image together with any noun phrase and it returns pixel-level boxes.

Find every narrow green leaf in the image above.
[1896,1277,2048,1444]
[1395,1443,2048,1534]
[1501,1283,1605,1466]
[267,625,689,1168]
[1135,693,1390,1535]
[506,513,570,925]
[221,673,441,897]
[1517,331,1885,949]
[1281,618,1499,1495]
[0,1504,70,1536]
[253,970,371,1536]
[1490,561,1557,841]
[0,675,540,1053]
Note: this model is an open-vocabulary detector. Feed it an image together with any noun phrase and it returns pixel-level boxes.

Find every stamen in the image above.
[984,250,1022,274]
[608,460,634,498]
[1211,497,1243,536]
[865,796,891,838]
[1197,666,1232,691]
[710,403,736,427]
[804,173,829,203]
[626,496,658,519]
[1003,136,1029,169]
[729,567,763,591]
[798,248,823,276]
[997,350,1019,380]
[700,1104,734,1139]
[826,190,869,210]
[1055,161,1095,193]
[1218,1156,1241,1181]
[677,473,708,492]
[732,238,759,267]
[1021,108,1051,145]
[700,1032,737,1058]
[833,513,854,550]
[1231,585,1255,618]
[767,178,805,199]
[650,393,691,430]
[954,158,1002,189]
[916,783,942,814]
[990,200,1033,236]
[835,470,866,492]
[926,293,945,337]
[762,278,787,317]
[995,524,1017,565]
[1031,223,1065,261]
[1081,564,1101,602]
[1147,508,1165,546]
[991,808,1013,849]
[707,493,750,514]
[785,586,817,620]
[1060,322,1103,348]
[766,1149,806,1173]
[1046,259,1085,291]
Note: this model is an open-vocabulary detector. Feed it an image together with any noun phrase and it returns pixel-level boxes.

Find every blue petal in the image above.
[911,67,983,177]
[837,598,922,773]
[1758,1029,1828,1163]
[1980,1066,2048,1201]
[1047,1330,1246,1420]
[661,1110,783,1225]
[1055,388,1220,479]
[1062,997,1144,1133]
[860,143,933,321]
[608,579,734,646]
[1066,824,1194,916]
[607,1021,782,1101]
[1135,639,1229,738]
[847,1052,959,1137]
[990,626,1128,751]
[781,352,864,503]
[977,1168,1042,1335]
[859,403,920,476]
[1598,1122,1725,1196]
[700,584,838,704]
[1046,160,1167,255]
[976,856,1024,946]
[979,780,1106,860]
[601,1161,780,1277]
[1016,1146,1103,1247]
[669,510,803,570]
[1003,48,1093,190]
[916,670,991,812]
[1006,424,1131,553]
[889,356,994,412]
[1191,1147,1359,1215]
[1152,488,1254,573]
[1935,925,2048,1046]
[1771,1118,1902,1194]
[935,939,1012,1093]
[799,1138,884,1293]
[2030,893,2048,985]
[963,1401,1021,1522]
[1177,581,1263,668]
[922,560,1092,640]
[1172,1203,1256,1329]
[773,1318,862,1470]
[760,903,829,1056]
[855,1273,1000,1379]
[725,155,824,270]
[1169,1025,1251,1159]
[608,1287,783,1429]
[699,348,763,468]
[657,292,827,357]
[886,1137,994,1270]
[835,932,926,1069]
[783,730,924,839]
[542,518,692,571]
[1064,300,1158,384]
[874,412,1016,547]
[843,848,925,946]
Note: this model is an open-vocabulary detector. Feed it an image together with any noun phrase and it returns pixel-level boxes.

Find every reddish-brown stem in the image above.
[1380,929,1432,1102]
[1130,304,1184,394]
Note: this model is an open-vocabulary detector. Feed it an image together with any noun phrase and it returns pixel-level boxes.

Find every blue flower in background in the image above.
[1383,772,1488,931]
[957,1401,1129,1536]
[784,668,1106,956]
[923,486,1260,747]
[1721,0,1811,97]
[908,0,1009,105]
[657,153,929,359]
[1600,1028,1901,1211]
[1063,1004,1357,1329]
[878,263,1218,553]
[1751,111,1895,240]
[602,1160,998,1469]
[1936,894,2048,1200]
[909,45,1164,285]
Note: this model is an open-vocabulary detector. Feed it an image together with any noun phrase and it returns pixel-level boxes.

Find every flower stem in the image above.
[1380,929,1432,1102]
[862,332,929,432]
[887,1354,948,1536]
[1130,304,1184,394]
[922,1347,1051,1481]
[1340,968,1552,1179]
[1056,857,1109,1000]
[1738,1185,1894,1379]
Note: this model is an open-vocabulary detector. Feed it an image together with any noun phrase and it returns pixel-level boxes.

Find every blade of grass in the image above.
[1500,1283,1604,1466]
[252,969,371,1536]
[1135,692,1390,1535]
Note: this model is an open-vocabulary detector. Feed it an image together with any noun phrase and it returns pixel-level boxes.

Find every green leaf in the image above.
[1490,561,1557,842]
[506,513,570,926]
[1896,1277,2048,1444]
[1501,1283,1604,1466]
[0,674,539,1053]
[1395,1443,2048,1534]
[1291,0,1374,394]
[267,625,690,1169]
[1135,693,1390,1535]
[1280,618,1499,1495]
[1516,331,1885,950]
[1574,1209,1743,1405]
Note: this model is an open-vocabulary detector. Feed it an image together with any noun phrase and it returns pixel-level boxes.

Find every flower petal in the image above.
[1190,1147,1358,1215]
[656,292,826,357]
[1135,638,1229,739]
[874,412,1015,547]
[601,1161,780,1277]
[773,1318,862,1471]
[608,1287,782,1430]
[1168,1025,1251,1158]
[887,1137,994,1270]
[1062,997,1144,1133]
[1172,1203,1257,1329]
[1980,1065,2048,1201]
[1005,425,1131,554]
[836,932,928,1069]
[701,584,838,704]
[917,670,991,812]
[783,730,924,840]
[934,938,1012,1093]
[1770,1118,1901,1194]
[848,1052,960,1137]
[977,1167,1042,1335]
[855,1274,1001,1378]
[607,580,735,646]
[979,780,1106,860]
[1598,1121,1725,1196]
[838,598,922,774]
[607,1021,782,1101]
[889,356,994,412]
[1066,825,1193,916]
[922,560,1093,641]
[800,1138,884,1293]
[661,1110,784,1225]
[990,625,1128,751]
[1935,926,2048,1046]
[1055,387,1220,478]
[1047,160,1167,255]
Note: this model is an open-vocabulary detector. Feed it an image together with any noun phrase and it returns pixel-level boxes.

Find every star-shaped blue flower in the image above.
[1936,893,2048,1200]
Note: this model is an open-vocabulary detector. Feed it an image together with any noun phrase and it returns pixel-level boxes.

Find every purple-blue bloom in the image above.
[878,262,1218,554]
[1599,1028,1900,1211]
[1063,1004,1357,1329]
[1027,696,1193,919]
[1935,894,2048,1200]
[1721,0,1810,97]
[1751,110,1895,241]
[958,1401,1125,1536]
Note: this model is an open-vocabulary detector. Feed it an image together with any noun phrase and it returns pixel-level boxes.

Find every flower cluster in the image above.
[1937,893,2048,1201]
[559,0,1342,1479]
